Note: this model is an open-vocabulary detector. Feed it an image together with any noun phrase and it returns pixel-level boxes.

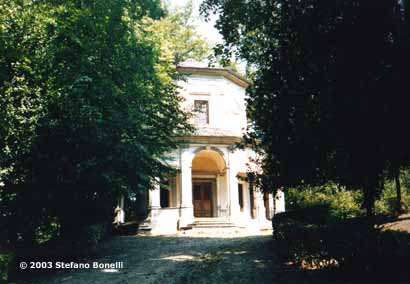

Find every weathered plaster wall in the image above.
[178,74,247,137]
[143,70,285,234]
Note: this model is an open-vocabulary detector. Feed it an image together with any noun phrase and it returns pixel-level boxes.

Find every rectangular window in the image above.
[238,184,244,211]
[160,179,170,208]
[194,100,209,125]
[160,187,170,208]
[264,192,272,220]
[250,187,255,219]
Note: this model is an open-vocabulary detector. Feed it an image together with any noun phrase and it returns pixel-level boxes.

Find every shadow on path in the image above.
[13,234,278,284]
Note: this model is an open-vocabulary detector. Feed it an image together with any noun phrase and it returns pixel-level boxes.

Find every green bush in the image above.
[59,223,111,247]
[273,205,331,227]
[0,252,14,283]
[35,219,60,244]
[286,172,410,218]
[286,182,364,222]
[272,213,410,281]
[375,173,410,214]
[76,223,111,246]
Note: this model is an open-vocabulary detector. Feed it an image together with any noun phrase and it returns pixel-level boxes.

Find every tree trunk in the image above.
[395,168,403,214]
[363,184,375,217]
[365,202,374,217]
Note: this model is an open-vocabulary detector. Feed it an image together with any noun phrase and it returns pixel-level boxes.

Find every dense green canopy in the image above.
[0,0,197,244]
[201,0,410,214]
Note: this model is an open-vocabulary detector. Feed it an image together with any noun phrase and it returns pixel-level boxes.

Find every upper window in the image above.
[194,100,209,125]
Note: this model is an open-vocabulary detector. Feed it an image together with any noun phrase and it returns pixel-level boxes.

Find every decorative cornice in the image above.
[175,136,242,145]
[177,66,251,88]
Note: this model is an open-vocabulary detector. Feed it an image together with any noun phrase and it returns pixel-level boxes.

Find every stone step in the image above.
[138,224,152,231]
[192,220,231,223]
[191,225,237,229]
[192,223,235,226]
[179,226,248,236]
[188,221,237,229]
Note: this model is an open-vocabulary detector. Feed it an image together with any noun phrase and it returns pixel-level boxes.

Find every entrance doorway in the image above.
[193,181,213,217]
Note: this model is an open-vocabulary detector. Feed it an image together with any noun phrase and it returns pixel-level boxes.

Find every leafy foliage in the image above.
[201,0,410,215]
[376,170,410,214]
[286,183,364,222]
[142,1,211,65]
[273,213,410,281]
[0,0,192,245]
[0,251,14,282]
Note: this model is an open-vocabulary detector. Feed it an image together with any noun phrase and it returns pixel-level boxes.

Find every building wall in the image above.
[177,74,247,137]
[134,70,285,234]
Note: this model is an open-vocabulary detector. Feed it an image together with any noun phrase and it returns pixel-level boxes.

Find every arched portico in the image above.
[191,149,227,218]
[143,143,284,233]
[121,62,287,235]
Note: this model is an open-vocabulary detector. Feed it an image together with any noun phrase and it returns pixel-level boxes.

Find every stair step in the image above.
[192,220,233,223]
[191,225,236,229]
[192,223,235,226]
[188,221,237,229]
[138,225,152,231]
[193,221,231,223]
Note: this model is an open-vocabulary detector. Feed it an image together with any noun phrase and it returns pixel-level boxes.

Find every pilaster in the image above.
[179,148,195,227]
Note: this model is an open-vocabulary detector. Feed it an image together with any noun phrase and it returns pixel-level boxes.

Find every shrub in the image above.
[273,205,331,228]
[76,223,111,246]
[0,252,14,283]
[272,207,332,265]
[375,174,410,214]
[286,183,364,222]
[272,212,410,281]
[59,223,111,247]
[35,219,60,244]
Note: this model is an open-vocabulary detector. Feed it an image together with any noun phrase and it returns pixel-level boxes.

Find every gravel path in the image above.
[14,230,278,284]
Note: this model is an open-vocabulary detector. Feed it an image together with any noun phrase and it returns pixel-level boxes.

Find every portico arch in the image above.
[192,149,226,175]
[191,149,227,217]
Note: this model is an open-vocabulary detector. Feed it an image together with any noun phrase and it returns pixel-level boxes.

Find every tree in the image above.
[0,0,192,244]
[384,0,410,214]
[201,0,410,215]
[141,0,211,65]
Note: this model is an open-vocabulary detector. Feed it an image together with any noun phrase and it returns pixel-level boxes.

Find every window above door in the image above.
[194,100,209,126]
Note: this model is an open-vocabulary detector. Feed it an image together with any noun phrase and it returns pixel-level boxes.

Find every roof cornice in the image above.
[177,66,251,88]
[175,136,242,145]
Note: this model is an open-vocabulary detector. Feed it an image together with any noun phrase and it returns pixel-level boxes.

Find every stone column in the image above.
[179,148,194,228]
[275,188,286,214]
[114,195,125,224]
[148,179,161,232]
[269,193,274,219]
[215,175,220,217]
[256,190,264,222]
[217,174,227,217]
[228,158,241,223]
[149,180,161,209]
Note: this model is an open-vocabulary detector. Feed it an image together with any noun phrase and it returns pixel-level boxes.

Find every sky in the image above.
[168,0,223,45]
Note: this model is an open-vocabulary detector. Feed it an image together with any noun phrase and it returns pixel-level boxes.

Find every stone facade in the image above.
[119,61,285,234]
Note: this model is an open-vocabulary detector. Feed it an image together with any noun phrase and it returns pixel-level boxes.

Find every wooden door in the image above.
[193,182,213,217]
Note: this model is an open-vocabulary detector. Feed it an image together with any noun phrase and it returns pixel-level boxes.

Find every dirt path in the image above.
[14,231,278,284]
